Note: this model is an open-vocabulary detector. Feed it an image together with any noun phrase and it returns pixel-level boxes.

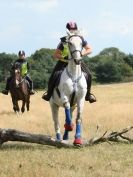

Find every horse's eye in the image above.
[69,42,72,46]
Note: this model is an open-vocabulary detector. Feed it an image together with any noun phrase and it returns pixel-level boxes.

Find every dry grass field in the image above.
[0,82,133,177]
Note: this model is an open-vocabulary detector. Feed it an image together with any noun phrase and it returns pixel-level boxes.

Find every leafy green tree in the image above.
[99,47,126,61]
[95,57,122,83]
[0,53,17,80]
[124,54,133,69]
[29,48,56,89]
[88,47,133,83]
[0,47,133,90]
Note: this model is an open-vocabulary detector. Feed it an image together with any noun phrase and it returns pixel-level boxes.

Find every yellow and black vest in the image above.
[21,61,28,77]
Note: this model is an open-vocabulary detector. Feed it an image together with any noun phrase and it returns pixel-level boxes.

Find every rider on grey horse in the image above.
[42,21,96,103]
[2,50,35,95]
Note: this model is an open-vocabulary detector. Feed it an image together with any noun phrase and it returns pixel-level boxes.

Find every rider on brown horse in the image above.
[2,50,35,95]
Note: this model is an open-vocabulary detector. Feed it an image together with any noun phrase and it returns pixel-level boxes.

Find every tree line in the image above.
[0,47,133,90]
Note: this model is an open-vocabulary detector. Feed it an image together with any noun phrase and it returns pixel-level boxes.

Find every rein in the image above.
[17,77,25,85]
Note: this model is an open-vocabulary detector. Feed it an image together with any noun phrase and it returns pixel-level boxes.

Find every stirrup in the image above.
[42,92,50,101]
[42,92,47,97]
[30,90,35,95]
[89,93,97,103]
[85,92,97,103]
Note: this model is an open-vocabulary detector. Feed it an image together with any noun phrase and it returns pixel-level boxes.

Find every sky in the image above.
[0,0,133,57]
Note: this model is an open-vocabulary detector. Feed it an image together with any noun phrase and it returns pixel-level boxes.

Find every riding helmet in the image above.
[18,50,25,56]
[66,22,78,30]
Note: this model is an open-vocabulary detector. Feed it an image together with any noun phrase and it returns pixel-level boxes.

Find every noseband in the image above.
[71,50,82,65]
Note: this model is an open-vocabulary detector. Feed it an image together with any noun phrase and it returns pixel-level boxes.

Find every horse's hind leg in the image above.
[62,107,74,140]
[50,101,61,140]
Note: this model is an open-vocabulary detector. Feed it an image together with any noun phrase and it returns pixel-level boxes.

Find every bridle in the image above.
[65,34,83,85]
[14,68,24,86]
[67,35,83,65]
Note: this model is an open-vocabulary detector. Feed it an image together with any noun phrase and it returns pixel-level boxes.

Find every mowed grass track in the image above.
[0,82,133,177]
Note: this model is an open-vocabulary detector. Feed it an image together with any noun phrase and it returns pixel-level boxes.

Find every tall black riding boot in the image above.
[26,76,35,95]
[42,70,62,101]
[83,71,96,103]
[85,90,97,103]
[42,61,67,101]
[42,87,53,101]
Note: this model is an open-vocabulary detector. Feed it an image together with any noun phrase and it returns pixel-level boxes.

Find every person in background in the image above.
[2,50,35,95]
[42,21,96,103]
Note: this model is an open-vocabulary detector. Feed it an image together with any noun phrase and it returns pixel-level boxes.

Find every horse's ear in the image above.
[67,29,82,36]
[74,30,81,36]
[66,29,72,36]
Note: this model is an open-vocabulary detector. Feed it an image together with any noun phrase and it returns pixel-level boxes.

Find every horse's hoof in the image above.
[64,123,74,131]
[56,133,61,141]
[73,138,82,145]
[63,135,69,140]
[63,131,69,140]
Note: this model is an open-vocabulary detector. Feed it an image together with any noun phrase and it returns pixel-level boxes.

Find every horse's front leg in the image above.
[21,101,26,113]
[62,96,74,140]
[73,112,82,145]
[73,98,85,145]
[12,98,20,112]
[26,96,30,111]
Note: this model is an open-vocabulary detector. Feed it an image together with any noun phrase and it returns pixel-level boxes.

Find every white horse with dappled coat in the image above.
[50,31,87,145]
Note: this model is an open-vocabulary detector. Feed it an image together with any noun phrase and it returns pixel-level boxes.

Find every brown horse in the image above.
[9,63,30,113]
